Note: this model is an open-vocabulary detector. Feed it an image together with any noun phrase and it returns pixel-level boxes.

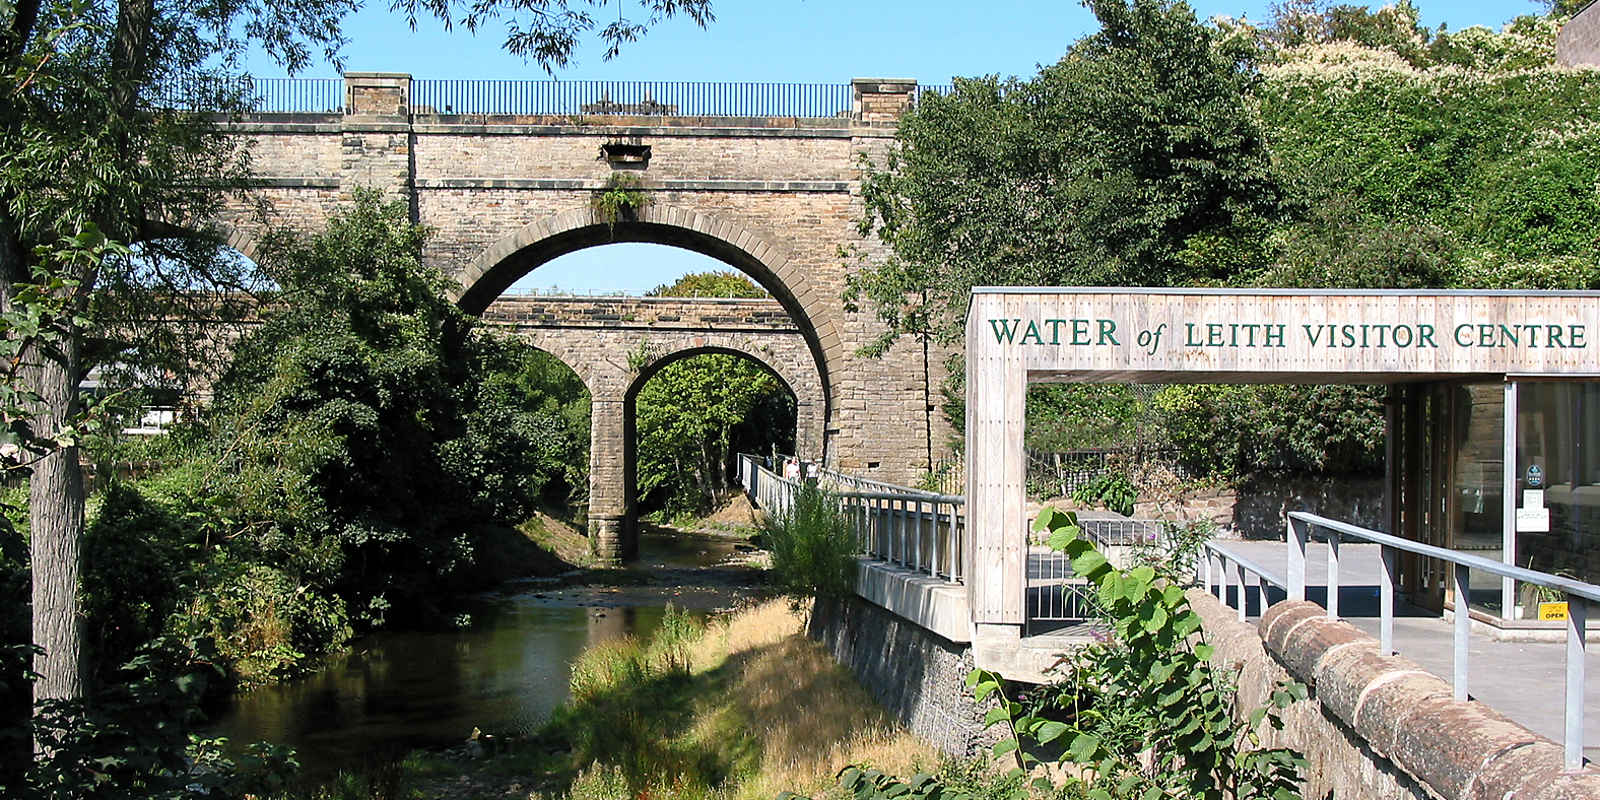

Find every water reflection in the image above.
[204,530,761,779]
[207,600,665,776]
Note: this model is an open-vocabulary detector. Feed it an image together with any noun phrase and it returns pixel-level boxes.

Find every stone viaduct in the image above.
[204,72,954,559]
[480,295,818,559]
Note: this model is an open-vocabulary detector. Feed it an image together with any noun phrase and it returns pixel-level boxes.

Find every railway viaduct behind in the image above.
[210,72,953,559]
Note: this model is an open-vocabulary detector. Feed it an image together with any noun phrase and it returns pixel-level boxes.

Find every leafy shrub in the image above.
[969,507,1306,799]
[762,483,858,603]
[2,641,300,799]
[1069,471,1137,517]
[567,762,630,800]
[1153,384,1385,482]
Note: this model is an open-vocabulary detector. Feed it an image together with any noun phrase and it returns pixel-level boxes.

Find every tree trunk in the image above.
[28,327,85,703]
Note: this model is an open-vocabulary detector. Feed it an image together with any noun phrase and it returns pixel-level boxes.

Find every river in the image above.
[204,530,769,779]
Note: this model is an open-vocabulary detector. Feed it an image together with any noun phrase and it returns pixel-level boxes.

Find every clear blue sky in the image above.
[245,0,1546,294]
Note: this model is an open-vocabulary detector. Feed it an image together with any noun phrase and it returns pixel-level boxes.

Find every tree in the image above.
[848,0,1283,352]
[635,353,791,517]
[646,270,767,298]
[0,0,713,703]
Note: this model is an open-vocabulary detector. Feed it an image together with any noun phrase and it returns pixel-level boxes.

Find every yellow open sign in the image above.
[1538,602,1569,621]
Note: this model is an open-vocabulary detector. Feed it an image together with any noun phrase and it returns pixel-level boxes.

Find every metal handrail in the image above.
[814,463,955,500]
[1201,512,1594,772]
[412,79,853,117]
[736,453,965,584]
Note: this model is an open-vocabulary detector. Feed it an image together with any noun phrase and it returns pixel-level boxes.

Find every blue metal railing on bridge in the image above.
[146,77,878,118]
[413,80,854,117]
[150,76,344,113]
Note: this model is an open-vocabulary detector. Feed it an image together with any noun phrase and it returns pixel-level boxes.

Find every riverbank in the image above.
[205,517,775,780]
[391,598,940,800]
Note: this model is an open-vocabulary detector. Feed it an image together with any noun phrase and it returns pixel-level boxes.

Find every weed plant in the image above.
[761,483,857,604]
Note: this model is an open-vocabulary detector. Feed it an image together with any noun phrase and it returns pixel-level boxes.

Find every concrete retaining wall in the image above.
[808,595,996,758]
[1192,589,1600,799]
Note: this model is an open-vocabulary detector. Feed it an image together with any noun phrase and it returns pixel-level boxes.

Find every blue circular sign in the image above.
[1526,464,1544,488]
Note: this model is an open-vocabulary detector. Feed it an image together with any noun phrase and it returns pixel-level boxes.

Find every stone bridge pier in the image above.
[483,296,823,562]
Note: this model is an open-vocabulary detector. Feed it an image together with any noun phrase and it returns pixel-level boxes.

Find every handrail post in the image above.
[1379,544,1396,656]
[1288,515,1307,602]
[1565,593,1586,772]
[1232,560,1247,622]
[1327,530,1341,619]
[1452,563,1470,702]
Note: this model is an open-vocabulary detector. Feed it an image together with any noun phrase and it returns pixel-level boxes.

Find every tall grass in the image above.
[534,599,934,800]
[762,483,858,603]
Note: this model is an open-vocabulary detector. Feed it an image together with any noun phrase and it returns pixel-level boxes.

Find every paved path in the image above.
[1212,540,1597,764]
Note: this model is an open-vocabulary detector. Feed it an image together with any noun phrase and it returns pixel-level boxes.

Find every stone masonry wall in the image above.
[1193,589,1600,799]
[1134,475,1387,540]
[219,75,946,496]
[480,294,824,562]
[808,595,999,758]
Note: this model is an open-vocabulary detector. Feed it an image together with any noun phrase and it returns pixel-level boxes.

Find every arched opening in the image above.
[455,208,836,460]
[90,233,270,433]
[466,221,834,563]
[623,348,801,551]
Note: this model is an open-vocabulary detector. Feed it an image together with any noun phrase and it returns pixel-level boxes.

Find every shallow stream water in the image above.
[204,530,767,779]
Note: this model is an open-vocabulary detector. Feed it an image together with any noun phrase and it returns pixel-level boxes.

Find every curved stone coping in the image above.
[1190,589,1600,799]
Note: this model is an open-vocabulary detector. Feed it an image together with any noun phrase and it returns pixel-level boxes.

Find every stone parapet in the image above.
[1193,590,1600,799]
[483,296,795,330]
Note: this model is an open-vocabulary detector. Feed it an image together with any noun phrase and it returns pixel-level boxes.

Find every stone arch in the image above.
[502,323,826,563]
[138,219,264,267]
[608,343,819,563]
[624,339,824,465]
[453,204,841,449]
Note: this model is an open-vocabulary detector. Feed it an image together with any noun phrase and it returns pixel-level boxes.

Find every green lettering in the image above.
[1021,320,1044,345]
[1572,325,1587,348]
[1071,319,1091,345]
[1097,319,1120,346]
[1044,319,1067,345]
[989,318,1021,344]
[1419,324,1437,348]
[1455,324,1473,347]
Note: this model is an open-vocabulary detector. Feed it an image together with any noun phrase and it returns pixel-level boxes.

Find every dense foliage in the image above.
[972,508,1306,799]
[0,194,587,776]
[855,0,1598,483]
[633,271,796,518]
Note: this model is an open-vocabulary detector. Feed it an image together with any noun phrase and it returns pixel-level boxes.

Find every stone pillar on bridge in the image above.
[852,78,917,122]
[587,395,631,565]
[340,72,415,202]
[796,400,825,464]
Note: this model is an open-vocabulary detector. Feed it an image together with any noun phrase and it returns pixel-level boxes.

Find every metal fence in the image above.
[151,77,343,113]
[412,80,853,117]
[736,454,965,583]
[1200,511,1597,772]
[1027,517,1168,631]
